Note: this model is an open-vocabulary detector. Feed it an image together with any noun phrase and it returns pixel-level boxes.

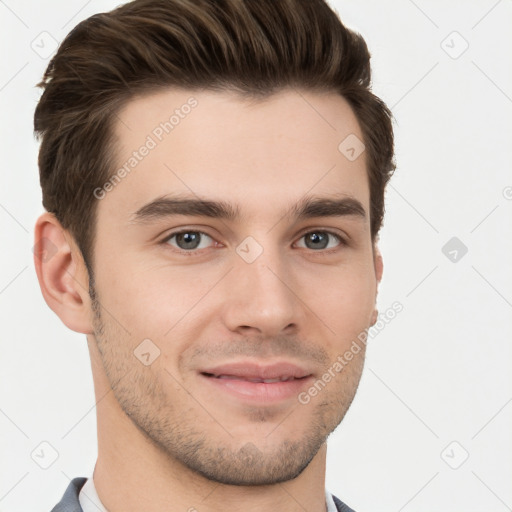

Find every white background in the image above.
[1,1,511,511]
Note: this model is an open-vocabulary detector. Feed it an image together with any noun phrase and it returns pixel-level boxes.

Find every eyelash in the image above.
[160,229,347,256]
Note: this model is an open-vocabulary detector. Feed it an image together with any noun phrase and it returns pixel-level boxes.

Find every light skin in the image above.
[34,88,383,512]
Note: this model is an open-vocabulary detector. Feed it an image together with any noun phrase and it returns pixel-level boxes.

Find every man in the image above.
[33,0,395,510]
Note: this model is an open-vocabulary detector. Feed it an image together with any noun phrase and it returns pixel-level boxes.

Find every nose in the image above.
[220,248,303,337]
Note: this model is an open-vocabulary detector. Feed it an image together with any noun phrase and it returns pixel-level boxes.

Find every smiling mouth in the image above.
[198,371,313,402]
[201,372,309,383]
[197,360,315,402]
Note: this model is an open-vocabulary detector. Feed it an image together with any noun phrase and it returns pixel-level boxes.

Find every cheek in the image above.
[96,253,219,339]
[301,259,377,326]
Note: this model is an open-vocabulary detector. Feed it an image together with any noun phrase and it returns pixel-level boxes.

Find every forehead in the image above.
[100,87,368,224]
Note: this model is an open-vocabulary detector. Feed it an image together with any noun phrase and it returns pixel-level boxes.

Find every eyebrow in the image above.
[129,193,367,225]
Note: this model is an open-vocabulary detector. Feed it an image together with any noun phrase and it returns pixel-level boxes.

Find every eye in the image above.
[162,230,216,251]
[295,230,344,251]
[160,228,345,255]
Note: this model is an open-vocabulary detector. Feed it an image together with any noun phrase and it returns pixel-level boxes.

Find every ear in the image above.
[369,243,384,326]
[33,212,94,334]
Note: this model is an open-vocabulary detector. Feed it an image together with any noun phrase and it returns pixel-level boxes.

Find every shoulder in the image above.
[50,477,87,512]
[332,493,358,512]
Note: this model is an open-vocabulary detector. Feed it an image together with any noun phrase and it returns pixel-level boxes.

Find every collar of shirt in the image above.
[79,472,338,512]
[78,473,108,512]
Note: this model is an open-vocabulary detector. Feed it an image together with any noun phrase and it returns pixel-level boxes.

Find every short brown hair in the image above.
[34,0,395,279]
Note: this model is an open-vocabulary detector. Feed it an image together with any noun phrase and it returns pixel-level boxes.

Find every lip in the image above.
[198,361,314,402]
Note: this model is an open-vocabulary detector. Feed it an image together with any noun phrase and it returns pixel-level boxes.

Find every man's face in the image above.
[88,88,381,485]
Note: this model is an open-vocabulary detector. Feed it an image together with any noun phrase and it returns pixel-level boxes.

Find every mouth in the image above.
[201,373,306,383]
[198,361,314,402]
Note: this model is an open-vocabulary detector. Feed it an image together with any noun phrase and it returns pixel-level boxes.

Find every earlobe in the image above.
[33,212,94,334]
